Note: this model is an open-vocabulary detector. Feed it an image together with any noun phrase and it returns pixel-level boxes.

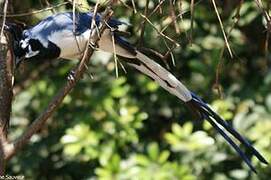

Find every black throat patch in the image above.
[27,39,61,60]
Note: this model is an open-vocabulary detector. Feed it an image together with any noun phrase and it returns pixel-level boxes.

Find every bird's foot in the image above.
[67,70,76,84]
[89,41,99,50]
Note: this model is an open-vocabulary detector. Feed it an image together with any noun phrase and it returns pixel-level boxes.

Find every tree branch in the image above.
[0,31,13,175]
[5,3,114,160]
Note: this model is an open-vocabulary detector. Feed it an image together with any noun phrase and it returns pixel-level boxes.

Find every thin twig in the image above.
[0,2,69,17]
[264,0,270,67]
[83,63,94,79]
[105,20,127,77]
[189,0,194,45]
[140,13,180,47]
[169,0,180,34]
[162,39,176,67]
[138,0,149,46]
[120,0,177,47]
[72,0,84,55]
[160,12,187,33]
[43,0,56,14]
[178,0,189,42]
[0,0,8,39]
[111,35,127,74]
[160,0,203,34]
[120,0,165,27]
[211,0,233,58]
[255,0,271,23]
[131,0,137,13]
[145,0,165,18]
[111,29,119,78]
[214,1,243,97]
[158,0,163,14]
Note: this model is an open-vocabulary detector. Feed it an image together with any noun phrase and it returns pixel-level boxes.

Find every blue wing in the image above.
[23,12,125,41]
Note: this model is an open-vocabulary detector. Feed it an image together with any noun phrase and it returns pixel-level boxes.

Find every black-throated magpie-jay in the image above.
[6,12,268,172]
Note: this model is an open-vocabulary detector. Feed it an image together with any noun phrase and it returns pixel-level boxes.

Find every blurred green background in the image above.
[4,0,271,179]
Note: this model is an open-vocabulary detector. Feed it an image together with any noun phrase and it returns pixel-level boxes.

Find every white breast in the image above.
[48,30,89,60]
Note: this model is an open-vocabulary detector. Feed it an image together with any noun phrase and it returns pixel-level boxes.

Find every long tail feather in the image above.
[191,93,269,165]
[188,93,268,171]
[113,38,268,172]
[127,50,192,102]
[205,115,257,173]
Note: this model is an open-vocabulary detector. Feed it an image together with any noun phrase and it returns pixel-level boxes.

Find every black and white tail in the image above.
[99,31,268,172]
[188,92,268,173]
[124,50,268,173]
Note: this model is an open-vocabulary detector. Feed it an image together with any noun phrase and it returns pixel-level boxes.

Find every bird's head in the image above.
[4,23,28,67]
[5,23,44,67]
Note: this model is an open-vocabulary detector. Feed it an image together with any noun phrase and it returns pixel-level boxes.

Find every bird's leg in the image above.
[88,40,99,50]
[67,70,76,84]
[67,38,98,83]
[67,63,94,84]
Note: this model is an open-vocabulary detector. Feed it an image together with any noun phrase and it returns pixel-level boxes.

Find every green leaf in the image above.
[158,151,170,164]
[63,144,82,156]
[147,143,159,161]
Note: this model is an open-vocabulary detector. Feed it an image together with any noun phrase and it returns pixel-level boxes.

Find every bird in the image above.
[5,12,268,172]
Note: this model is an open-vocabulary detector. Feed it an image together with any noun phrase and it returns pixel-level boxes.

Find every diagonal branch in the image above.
[0,0,13,174]
[4,3,114,161]
[0,32,13,175]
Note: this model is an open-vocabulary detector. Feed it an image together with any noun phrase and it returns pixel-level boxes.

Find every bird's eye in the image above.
[22,30,30,38]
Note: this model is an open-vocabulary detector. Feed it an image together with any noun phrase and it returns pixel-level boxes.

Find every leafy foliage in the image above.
[6,0,271,179]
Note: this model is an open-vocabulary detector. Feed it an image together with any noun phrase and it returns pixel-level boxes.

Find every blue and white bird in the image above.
[6,12,268,172]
